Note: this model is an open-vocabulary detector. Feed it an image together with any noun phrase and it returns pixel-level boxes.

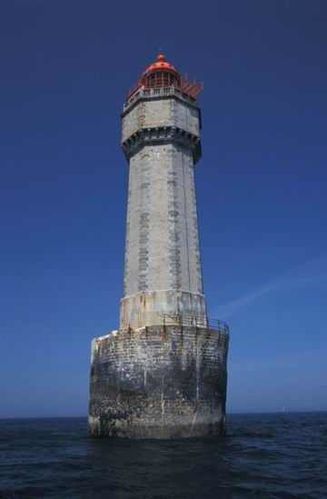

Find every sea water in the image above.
[0,413,326,498]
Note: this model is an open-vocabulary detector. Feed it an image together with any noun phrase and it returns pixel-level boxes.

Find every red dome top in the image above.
[143,53,179,76]
[140,53,181,90]
[126,54,202,101]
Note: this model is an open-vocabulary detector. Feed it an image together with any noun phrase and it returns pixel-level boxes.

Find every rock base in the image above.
[89,325,228,439]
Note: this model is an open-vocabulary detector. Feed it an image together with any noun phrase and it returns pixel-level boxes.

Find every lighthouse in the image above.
[89,54,229,438]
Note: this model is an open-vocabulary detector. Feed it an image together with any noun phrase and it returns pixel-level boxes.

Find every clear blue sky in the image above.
[1,0,326,417]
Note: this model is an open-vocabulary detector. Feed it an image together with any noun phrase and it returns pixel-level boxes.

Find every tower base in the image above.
[89,325,228,439]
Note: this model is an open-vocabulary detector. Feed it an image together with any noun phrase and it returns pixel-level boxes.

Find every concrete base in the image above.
[120,290,207,330]
[89,325,229,439]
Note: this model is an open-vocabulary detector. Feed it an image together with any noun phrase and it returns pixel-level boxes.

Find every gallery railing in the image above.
[124,86,196,110]
[122,311,229,335]
[160,313,229,334]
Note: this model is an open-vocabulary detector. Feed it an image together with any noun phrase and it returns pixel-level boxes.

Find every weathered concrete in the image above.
[120,290,207,330]
[89,325,229,439]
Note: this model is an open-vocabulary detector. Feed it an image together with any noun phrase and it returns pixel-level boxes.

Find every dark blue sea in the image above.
[0,413,326,498]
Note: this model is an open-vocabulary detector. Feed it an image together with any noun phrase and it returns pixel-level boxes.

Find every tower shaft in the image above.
[120,90,206,329]
[125,143,202,295]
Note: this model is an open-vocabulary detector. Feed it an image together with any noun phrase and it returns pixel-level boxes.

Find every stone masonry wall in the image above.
[89,325,229,439]
[120,93,204,330]
[121,97,200,144]
[123,143,203,296]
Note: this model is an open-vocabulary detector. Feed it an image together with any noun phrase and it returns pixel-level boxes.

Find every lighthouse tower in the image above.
[120,54,206,329]
[89,55,229,439]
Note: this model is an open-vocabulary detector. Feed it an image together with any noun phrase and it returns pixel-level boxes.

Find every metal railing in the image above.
[161,313,229,334]
[124,86,196,110]
[123,312,229,335]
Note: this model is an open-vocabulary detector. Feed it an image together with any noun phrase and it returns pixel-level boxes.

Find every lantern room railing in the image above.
[124,85,202,110]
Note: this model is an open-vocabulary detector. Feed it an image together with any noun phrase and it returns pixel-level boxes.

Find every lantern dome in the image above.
[140,53,181,89]
[126,54,202,101]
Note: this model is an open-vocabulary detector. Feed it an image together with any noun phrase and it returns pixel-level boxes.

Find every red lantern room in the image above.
[127,53,202,102]
[141,53,181,89]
